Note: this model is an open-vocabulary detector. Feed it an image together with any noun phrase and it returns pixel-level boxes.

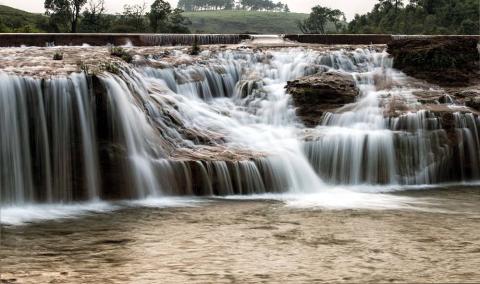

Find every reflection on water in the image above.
[1,187,480,283]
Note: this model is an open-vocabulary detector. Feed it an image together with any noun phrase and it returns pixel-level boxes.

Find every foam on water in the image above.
[1,202,116,226]
[1,46,479,220]
[1,197,208,226]
[123,197,207,208]
[220,189,435,211]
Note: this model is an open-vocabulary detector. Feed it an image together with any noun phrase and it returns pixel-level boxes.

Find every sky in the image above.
[0,0,378,20]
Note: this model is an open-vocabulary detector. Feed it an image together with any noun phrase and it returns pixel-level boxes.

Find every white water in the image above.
[0,72,100,204]
[1,47,479,224]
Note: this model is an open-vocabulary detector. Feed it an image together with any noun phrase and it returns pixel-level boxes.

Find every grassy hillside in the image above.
[0,5,48,32]
[183,10,308,34]
[0,5,309,34]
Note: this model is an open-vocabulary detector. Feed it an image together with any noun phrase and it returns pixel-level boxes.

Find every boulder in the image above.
[387,37,480,87]
[286,71,359,127]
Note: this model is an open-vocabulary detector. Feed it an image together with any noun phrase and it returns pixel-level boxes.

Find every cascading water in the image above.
[140,34,246,46]
[306,50,399,184]
[303,49,480,185]
[1,73,100,204]
[1,47,479,209]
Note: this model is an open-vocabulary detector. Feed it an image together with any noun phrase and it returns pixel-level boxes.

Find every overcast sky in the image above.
[0,0,378,20]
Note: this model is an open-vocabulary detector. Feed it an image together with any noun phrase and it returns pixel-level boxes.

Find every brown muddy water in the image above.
[1,187,480,283]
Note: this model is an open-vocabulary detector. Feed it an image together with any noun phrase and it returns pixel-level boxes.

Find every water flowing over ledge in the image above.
[0,33,250,47]
[1,46,479,215]
[0,33,477,48]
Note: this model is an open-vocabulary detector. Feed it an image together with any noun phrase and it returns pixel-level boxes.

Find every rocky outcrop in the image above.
[286,71,359,127]
[466,96,480,111]
[387,37,480,87]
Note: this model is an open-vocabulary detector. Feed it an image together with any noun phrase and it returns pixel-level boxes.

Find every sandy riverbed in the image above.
[1,187,480,283]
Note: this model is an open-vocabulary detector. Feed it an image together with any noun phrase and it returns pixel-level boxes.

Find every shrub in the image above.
[53,52,63,60]
[76,60,90,74]
[102,62,120,74]
[109,46,133,63]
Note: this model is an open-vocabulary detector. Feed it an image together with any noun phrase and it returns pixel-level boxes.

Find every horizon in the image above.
[0,0,378,21]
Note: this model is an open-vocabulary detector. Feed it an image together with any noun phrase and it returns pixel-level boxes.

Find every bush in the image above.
[76,60,90,74]
[109,46,133,63]
[102,62,120,74]
[53,52,63,60]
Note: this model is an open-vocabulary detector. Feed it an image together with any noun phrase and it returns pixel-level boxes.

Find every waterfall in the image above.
[140,34,246,46]
[305,50,398,184]
[1,47,479,207]
[1,73,100,205]
[304,49,480,185]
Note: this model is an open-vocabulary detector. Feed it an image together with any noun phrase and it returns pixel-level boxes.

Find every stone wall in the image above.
[0,33,250,47]
[283,34,393,44]
[1,33,479,47]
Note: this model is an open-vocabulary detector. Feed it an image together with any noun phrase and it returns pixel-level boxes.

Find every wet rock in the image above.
[387,37,480,87]
[466,96,480,111]
[443,88,480,109]
[286,71,359,127]
[90,75,137,200]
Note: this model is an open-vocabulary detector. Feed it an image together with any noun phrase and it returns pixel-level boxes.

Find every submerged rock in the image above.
[387,37,480,87]
[286,71,359,127]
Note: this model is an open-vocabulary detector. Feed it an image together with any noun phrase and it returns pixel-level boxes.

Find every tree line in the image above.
[347,0,479,35]
[8,0,191,33]
[177,0,290,12]
[1,0,478,34]
[298,0,478,35]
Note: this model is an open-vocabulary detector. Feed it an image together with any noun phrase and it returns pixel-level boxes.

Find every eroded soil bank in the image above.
[1,187,480,283]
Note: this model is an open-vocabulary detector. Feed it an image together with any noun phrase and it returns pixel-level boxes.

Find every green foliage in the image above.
[116,4,148,32]
[44,0,87,33]
[79,0,110,32]
[177,0,288,12]
[148,1,191,33]
[53,52,64,60]
[0,20,10,33]
[183,10,308,34]
[1,3,305,34]
[298,5,345,34]
[348,0,480,35]
[167,8,192,33]
[0,5,49,33]
[109,46,133,63]
[393,40,479,71]
[3,0,478,35]
[101,62,120,74]
[13,24,43,33]
[149,0,172,32]
[76,60,90,74]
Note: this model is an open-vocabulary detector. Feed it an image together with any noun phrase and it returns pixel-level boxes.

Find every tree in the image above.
[348,0,479,35]
[44,0,87,33]
[283,4,290,13]
[167,8,191,33]
[80,0,109,32]
[298,5,345,34]
[113,3,148,33]
[149,0,172,33]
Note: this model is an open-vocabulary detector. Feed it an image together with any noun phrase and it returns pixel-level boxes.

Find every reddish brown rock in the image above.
[286,71,359,127]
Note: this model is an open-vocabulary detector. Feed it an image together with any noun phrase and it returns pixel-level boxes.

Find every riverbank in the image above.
[1,186,480,283]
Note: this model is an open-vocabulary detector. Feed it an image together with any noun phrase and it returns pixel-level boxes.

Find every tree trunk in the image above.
[71,4,80,33]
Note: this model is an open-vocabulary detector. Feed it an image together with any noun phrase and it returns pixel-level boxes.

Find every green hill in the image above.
[0,5,309,34]
[0,5,48,32]
[183,10,308,34]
